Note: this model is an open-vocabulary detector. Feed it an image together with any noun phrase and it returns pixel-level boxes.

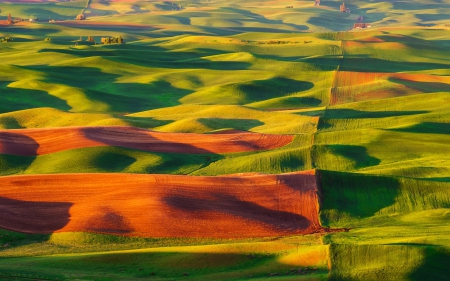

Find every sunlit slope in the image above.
[307,28,450,280]
[77,0,450,32]
[331,29,450,105]
[328,244,450,281]
[310,28,450,178]
[0,33,339,114]
[0,0,87,21]
[314,92,450,178]
[319,170,450,281]
[0,231,328,280]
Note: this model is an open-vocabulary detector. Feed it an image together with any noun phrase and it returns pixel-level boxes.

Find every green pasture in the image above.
[0,229,327,281]
[0,30,339,114]
[0,0,87,21]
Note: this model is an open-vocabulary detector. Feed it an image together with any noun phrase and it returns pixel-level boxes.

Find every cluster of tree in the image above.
[7,13,13,25]
[101,37,124,44]
[76,13,85,20]
[0,37,13,42]
[261,40,308,44]
[340,2,350,12]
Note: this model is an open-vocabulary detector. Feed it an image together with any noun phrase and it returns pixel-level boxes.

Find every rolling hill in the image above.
[0,0,450,280]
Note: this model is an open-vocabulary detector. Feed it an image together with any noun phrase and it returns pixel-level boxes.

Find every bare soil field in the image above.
[0,170,322,237]
[0,126,294,155]
[331,71,450,104]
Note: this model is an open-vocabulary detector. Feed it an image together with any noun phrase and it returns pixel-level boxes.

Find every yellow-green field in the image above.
[1,0,450,280]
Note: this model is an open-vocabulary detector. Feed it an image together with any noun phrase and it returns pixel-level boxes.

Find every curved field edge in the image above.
[0,134,311,176]
[0,229,329,281]
[318,170,450,281]
[0,126,295,156]
[0,170,325,238]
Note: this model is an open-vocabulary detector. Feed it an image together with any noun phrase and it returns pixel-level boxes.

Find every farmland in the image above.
[1,0,450,280]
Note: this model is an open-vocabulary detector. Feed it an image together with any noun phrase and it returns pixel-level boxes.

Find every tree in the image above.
[76,13,85,20]
[101,36,124,44]
[7,13,13,25]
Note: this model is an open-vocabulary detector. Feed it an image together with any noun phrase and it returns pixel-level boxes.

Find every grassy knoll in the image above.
[318,171,450,280]
[328,244,450,281]
[0,32,339,114]
[314,92,450,178]
[319,171,450,228]
[0,0,87,21]
[0,229,328,281]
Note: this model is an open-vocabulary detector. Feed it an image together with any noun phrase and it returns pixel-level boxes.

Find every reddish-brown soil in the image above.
[0,126,294,155]
[0,170,322,238]
[330,71,450,105]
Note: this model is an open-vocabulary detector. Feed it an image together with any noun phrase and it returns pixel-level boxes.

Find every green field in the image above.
[1,0,450,280]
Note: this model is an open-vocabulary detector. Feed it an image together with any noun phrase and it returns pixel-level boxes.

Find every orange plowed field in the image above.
[331,71,450,105]
[0,126,294,155]
[0,171,322,237]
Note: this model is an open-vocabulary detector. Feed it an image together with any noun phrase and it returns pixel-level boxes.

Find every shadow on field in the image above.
[262,96,322,108]
[0,132,39,175]
[0,250,306,280]
[326,145,380,169]
[84,206,134,234]
[328,244,450,281]
[409,245,450,281]
[0,131,39,156]
[0,197,72,233]
[1,27,58,36]
[164,193,311,231]
[392,2,450,10]
[40,44,231,63]
[39,45,251,70]
[0,117,25,129]
[388,122,450,135]
[318,170,400,225]
[377,34,441,49]
[224,77,314,103]
[321,108,428,120]
[20,7,78,21]
[308,17,355,32]
[0,81,70,113]
[425,177,450,182]
[112,54,251,71]
[21,65,193,113]
[81,126,216,154]
[118,116,173,129]
[341,57,450,73]
[220,7,309,32]
[198,118,264,131]
[388,78,450,93]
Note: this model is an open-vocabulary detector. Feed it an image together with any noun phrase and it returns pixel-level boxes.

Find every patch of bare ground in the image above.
[0,170,325,238]
[0,126,294,155]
